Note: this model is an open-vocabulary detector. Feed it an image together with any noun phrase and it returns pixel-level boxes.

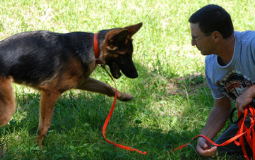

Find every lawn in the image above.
[0,0,255,159]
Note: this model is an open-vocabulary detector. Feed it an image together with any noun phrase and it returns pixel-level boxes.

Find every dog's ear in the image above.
[106,29,129,51]
[124,22,143,37]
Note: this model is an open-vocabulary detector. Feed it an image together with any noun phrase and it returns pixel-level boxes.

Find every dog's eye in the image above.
[117,46,127,54]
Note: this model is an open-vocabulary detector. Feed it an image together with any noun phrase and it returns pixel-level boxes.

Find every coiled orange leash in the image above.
[166,105,255,159]
[195,105,255,160]
[102,69,255,159]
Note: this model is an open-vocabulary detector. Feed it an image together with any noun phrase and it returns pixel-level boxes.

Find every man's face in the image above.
[190,23,214,56]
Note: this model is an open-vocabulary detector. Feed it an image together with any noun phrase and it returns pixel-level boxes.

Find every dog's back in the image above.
[0,31,95,86]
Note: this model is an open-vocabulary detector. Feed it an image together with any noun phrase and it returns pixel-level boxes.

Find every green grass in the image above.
[0,0,255,159]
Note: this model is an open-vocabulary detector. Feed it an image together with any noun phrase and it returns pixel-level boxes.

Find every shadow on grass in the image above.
[0,62,218,159]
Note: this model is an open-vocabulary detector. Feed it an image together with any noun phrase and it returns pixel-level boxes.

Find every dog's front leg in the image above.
[37,89,61,146]
[77,77,133,101]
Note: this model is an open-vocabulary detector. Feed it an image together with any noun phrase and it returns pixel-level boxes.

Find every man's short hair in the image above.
[189,4,234,39]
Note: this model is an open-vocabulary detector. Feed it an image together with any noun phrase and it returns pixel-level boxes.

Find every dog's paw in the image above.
[117,93,134,101]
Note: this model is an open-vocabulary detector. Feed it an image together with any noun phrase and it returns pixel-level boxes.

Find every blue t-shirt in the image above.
[205,31,255,101]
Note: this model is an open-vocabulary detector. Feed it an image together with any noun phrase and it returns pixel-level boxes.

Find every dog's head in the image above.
[102,23,142,79]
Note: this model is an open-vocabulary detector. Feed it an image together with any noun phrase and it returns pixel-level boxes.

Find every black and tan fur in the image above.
[0,23,142,146]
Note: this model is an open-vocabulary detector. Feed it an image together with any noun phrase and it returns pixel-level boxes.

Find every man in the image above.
[189,4,255,157]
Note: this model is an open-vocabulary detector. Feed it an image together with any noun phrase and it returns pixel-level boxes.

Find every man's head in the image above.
[189,4,234,39]
[189,4,234,55]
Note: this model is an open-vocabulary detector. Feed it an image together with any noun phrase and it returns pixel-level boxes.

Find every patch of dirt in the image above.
[166,73,209,96]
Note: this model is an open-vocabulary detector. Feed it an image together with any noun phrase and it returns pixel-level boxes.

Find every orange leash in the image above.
[102,69,255,158]
[168,105,255,158]
[173,106,255,160]
[102,67,147,154]
[102,89,147,155]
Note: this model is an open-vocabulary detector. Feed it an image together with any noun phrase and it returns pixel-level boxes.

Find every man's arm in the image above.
[196,96,231,156]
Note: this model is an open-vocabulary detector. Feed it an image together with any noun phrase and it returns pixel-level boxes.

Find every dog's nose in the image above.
[128,72,138,78]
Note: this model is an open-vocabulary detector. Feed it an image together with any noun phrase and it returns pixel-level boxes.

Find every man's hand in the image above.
[196,137,217,156]
[196,96,231,157]
[236,85,255,113]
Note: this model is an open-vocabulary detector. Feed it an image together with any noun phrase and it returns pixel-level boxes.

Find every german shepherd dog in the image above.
[0,22,142,146]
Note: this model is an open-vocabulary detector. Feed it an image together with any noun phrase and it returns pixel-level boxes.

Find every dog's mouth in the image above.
[109,61,122,79]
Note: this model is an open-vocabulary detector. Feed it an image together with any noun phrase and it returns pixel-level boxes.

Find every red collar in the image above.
[94,33,102,64]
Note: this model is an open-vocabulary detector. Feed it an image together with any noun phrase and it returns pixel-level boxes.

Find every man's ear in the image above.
[106,29,129,51]
[213,31,221,42]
